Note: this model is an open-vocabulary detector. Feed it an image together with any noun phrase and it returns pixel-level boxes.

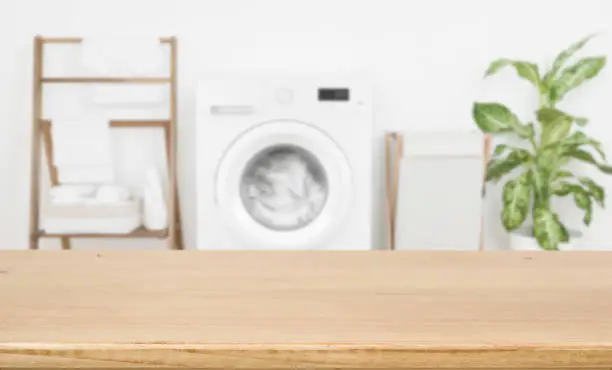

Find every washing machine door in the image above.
[215,119,353,249]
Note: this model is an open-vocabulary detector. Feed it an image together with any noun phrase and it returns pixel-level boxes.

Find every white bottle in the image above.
[142,167,168,230]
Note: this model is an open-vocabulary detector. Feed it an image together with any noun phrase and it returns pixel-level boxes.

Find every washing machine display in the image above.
[318,88,350,101]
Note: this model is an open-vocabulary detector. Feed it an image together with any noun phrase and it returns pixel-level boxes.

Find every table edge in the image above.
[3,343,612,368]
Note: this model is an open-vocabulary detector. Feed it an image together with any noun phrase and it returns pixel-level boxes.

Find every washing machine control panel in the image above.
[318,88,350,102]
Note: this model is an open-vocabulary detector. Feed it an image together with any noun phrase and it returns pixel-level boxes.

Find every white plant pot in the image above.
[509,227,580,251]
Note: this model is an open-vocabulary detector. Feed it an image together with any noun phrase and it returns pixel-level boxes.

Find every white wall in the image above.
[1,0,612,250]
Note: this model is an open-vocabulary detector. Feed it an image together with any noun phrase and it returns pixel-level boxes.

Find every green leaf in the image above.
[549,56,607,102]
[486,149,533,182]
[564,147,612,175]
[598,163,612,174]
[552,181,596,225]
[493,144,512,157]
[552,170,574,181]
[583,204,593,225]
[574,116,589,126]
[501,172,531,231]
[485,58,512,77]
[543,34,596,85]
[574,188,593,226]
[533,207,570,250]
[473,103,514,133]
[485,59,542,90]
[551,181,578,197]
[571,148,598,164]
[473,103,533,138]
[537,107,573,146]
[579,177,605,208]
[532,145,565,202]
[514,62,542,90]
[492,144,532,158]
[561,131,606,161]
[523,122,535,139]
[563,148,612,175]
[537,108,572,126]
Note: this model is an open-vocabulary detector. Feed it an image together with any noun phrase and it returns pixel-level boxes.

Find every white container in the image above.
[43,200,141,234]
[142,167,168,231]
[394,131,485,250]
[509,227,581,251]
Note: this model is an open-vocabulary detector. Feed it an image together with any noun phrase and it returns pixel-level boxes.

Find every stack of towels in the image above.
[50,185,131,205]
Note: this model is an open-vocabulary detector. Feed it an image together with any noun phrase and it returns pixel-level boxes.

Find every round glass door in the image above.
[215,120,353,249]
[240,144,329,231]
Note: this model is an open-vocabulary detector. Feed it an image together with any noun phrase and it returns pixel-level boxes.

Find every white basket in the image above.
[42,200,142,234]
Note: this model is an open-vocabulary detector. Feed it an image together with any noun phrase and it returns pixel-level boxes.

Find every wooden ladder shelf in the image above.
[29,36,183,250]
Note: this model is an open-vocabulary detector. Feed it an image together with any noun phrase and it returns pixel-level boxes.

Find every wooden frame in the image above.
[384,132,403,251]
[480,134,492,251]
[384,132,489,251]
[29,36,182,250]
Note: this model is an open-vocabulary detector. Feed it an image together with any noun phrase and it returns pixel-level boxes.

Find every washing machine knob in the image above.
[276,88,294,105]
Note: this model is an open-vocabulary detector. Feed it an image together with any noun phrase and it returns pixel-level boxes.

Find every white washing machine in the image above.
[196,74,373,250]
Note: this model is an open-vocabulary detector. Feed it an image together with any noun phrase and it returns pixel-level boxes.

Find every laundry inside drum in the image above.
[240,145,329,231]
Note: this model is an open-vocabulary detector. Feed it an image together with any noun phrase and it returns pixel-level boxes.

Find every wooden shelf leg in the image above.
[29,36,43,250]
[41,120,73,250]
[385,133,393,251]
[384,132,404,252]
[60,238,71,250]
[479,135,492,252]
[167,37,179,250]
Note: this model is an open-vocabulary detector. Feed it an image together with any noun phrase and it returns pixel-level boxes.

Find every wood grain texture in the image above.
[1,251,612,369]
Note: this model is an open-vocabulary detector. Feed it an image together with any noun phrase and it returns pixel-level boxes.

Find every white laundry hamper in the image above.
[394,131,486,251]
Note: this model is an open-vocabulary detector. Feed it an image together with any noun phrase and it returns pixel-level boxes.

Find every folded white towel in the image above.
[49,184,132,207]
[50,185,97,199]
[81,35,164,76]
[58,166,115,185]
[50,197,88,206]
[51,116,114,184]
[50,185,96,207]
[95,185,131,204]
[91,85,167,106]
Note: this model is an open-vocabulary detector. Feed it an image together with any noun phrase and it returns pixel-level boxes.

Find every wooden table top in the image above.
[1,251,612,369]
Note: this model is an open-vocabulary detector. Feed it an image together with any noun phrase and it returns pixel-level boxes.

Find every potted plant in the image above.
[473,35,612,250]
